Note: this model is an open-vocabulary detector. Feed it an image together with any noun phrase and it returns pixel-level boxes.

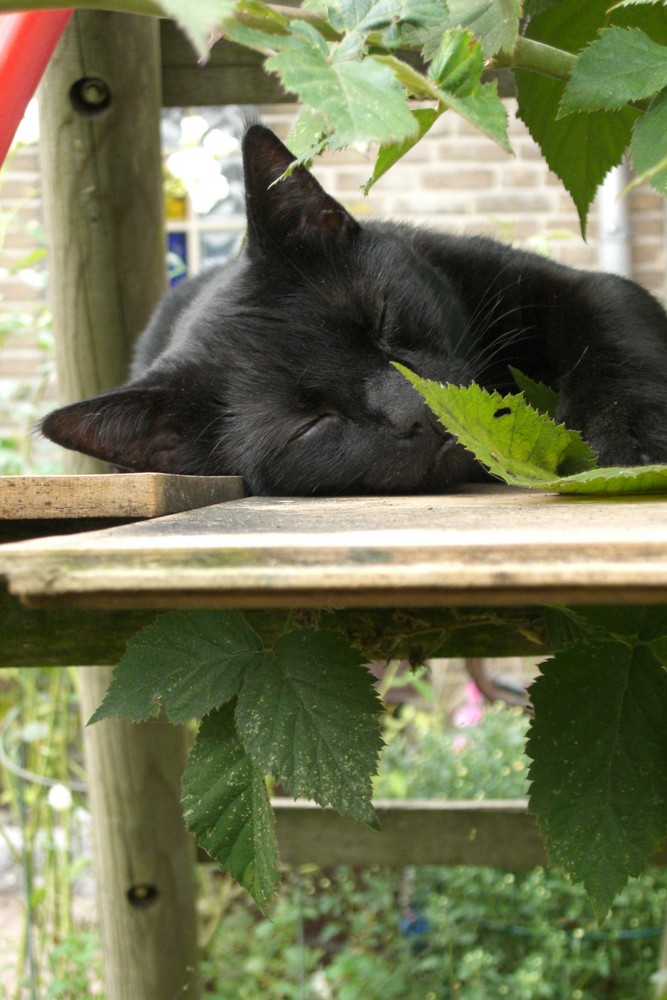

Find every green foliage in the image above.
[199,704,667,998]
[146,0,667,229]
[399,368,667,495]
[94,611,382,908]
[529,612,667,919]
[183,701,280,911]
[0,667,101,998]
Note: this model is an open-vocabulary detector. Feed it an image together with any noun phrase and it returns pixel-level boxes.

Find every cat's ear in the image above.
[41,385,203,473]
[242,124,359,255]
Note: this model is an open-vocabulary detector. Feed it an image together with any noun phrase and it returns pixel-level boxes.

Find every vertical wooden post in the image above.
[39,12,201,998]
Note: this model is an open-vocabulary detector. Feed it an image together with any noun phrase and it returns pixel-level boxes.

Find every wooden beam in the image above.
[272,799,667,868]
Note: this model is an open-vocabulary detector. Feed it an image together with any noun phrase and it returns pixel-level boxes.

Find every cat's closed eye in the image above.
[289,413,341,442]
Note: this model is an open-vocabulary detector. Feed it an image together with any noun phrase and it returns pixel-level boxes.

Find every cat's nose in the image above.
[366,367,433,439]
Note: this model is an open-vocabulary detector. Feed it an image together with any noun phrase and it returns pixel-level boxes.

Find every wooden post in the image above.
[38,12,201,998]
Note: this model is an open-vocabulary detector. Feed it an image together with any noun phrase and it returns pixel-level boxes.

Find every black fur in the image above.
[42,125,667,495]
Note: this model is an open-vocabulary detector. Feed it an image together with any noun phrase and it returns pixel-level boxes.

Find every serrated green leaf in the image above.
[429,26,484,96]
[560,28,667,116]
[400,369,667,494]
[327,0,448,34]
[446,0,520,55]
[396,368,597,484]
[631,87,667,196]
[440,81,511,151]
[236,629,383,826]
[183,702,279,911]
[509,366,559,417]
[545,463,667,494]
[266,33,418,145]
[89,610,262,725]
[528,638,667,919]
[363,107,440,194]
[515,0,640,235]
[159,0,235,60]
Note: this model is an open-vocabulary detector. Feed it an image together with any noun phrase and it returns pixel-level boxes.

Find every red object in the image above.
[0,9,73,167]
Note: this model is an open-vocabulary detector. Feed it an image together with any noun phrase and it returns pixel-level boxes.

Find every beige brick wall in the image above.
[1,100,666,467]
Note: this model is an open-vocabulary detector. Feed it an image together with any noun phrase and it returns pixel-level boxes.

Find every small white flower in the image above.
[48,783,73,812]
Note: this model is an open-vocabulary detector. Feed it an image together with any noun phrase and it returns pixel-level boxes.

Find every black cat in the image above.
[42,124,667,495]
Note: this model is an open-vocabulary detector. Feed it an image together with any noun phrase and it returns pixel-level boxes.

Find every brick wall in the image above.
[1,100,666,468]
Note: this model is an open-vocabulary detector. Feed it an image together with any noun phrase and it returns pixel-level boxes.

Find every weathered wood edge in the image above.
[0,474,244,521]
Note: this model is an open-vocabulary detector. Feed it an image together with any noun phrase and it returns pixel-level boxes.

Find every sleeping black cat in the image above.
[42,125,667,495]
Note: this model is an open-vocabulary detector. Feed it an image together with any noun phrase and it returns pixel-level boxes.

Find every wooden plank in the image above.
[0,474,244,520]
[3,487,667,608]
[272,799,667,868]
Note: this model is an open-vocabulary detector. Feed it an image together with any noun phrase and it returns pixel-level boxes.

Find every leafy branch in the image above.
[5,0,667,229]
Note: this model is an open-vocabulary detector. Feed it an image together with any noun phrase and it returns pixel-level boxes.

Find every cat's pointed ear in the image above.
[242,124,359,255]
[41,385,203,473]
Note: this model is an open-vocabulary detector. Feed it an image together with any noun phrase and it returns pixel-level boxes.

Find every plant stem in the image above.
[494,36,577,81]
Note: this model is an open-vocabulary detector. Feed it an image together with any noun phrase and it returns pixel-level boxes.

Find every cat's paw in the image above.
[562,395,667,468]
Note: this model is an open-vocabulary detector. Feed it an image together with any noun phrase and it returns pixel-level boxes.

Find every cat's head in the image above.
[42,125,475,494]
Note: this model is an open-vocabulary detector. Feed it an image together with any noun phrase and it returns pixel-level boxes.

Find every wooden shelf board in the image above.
[0,473,244,520]
[3,486,667,608]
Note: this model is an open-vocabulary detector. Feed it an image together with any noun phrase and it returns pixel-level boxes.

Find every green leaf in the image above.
[396,368,597,485]
[426,29,511,150]
[363,107,440,194]
[560,28,667,115]
[509,366,559,418]
[428,26,485,96]
[89,610,262,725]
[159,0,235,60]
[266,31,418,145]
[439,81,511,151]
[542,463,667,495]
[399,369,667,494]
[515,0,639,235]
[631,87,667,196]
[446,0,521,55]
[236,629,383,825]
[183,702,280,911]
[528,636,667,919]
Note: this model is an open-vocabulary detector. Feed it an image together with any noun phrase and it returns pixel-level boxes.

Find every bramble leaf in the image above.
[396,368,597,485]
[400,370,667,494]
[560,28,667,115]
[515,0,639,235]
[509,366,559,418]
[631,88,667,196]
[528,631,667,920]
[266,30,418,145]
[236,629,383,826]
[183,702,280,911]
[446,0,521,55]
[89,610,263,725]
[363,108,440,194]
